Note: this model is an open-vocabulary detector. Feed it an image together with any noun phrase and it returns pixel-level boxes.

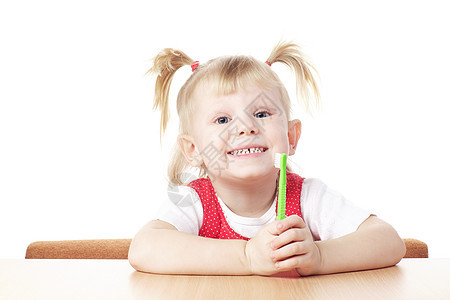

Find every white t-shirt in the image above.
[156,178,371,241]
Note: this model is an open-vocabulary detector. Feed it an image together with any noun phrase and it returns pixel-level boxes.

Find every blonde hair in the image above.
[148,41,320,186]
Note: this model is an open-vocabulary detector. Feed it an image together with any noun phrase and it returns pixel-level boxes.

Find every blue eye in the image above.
[216,117,230,124]
[255,111,270,118]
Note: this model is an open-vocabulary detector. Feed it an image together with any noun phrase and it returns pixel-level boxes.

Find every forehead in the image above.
[191,79,283,110]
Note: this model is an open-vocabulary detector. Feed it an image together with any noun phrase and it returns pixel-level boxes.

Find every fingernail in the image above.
[277,223,283,229]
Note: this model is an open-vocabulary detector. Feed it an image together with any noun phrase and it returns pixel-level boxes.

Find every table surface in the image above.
[1,258,449,300]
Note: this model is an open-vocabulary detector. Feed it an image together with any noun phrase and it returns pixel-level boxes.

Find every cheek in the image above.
[196,128,228,161]
[265,123,290,149]
[266,119,289,139]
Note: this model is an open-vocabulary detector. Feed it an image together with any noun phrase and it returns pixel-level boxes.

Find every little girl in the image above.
[128,41,406,276]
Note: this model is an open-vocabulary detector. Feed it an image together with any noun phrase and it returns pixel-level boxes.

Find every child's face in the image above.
[180,81,300,183]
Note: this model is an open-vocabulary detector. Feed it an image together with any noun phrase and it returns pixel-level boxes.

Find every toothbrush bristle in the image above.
[274,153,282,168]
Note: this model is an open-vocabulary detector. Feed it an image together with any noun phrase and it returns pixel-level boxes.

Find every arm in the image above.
[314,215,406,274]
[129,219,298,276]
[270,215,406,276]
[128,220,251,275]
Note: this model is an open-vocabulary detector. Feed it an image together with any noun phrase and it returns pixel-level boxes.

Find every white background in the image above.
[1,0,449,258]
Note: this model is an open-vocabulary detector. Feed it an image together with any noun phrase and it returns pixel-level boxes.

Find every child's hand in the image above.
[245,215,322,276]
[244,219,285,275]
[270,215,322,276]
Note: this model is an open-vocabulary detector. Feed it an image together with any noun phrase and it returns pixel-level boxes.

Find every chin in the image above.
[228,166,277,181]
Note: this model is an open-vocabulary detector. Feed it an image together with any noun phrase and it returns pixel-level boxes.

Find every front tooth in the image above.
[232,148,266,155]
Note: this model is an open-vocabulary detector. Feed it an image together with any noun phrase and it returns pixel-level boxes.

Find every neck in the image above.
[209,171,279,218]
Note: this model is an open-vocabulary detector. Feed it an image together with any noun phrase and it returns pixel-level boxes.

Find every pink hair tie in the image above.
[265,60,272,67]
[191,61,200,72]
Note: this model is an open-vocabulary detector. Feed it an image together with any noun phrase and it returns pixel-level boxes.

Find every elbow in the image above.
[128,255,141,272]
[393,238,407,264]
[128,237,154,273]
[365,218,407,266]
[384,227,407,266]
[128,239,144,272]
[128,258,141,272]
[128,220,179,274]
[128,233,168,274]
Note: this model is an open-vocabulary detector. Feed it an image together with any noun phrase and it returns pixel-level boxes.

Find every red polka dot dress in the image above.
[187,172,305,240]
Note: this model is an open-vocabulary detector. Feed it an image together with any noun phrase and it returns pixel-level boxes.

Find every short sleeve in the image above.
[300,178,372,241]
[154,185,204,235]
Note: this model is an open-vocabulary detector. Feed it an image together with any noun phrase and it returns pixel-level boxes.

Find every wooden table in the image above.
[1,258,449,299]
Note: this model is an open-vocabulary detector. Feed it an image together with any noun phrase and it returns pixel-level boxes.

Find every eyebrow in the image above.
[245,102,279,114]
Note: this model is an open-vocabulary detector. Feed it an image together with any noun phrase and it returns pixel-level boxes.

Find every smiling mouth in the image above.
[227,147,268,156]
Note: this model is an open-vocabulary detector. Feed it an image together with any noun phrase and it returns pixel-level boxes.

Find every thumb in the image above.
[265,220,285,236]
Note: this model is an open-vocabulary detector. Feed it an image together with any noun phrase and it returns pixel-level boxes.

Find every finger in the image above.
[271,215,306,237]
[271,241,308,262]
[271,228,307,250]
[275,256,302,272]
[275,253,313,272]
[278,215,306,232]
[266,220,284,236]
[266,215,306,236]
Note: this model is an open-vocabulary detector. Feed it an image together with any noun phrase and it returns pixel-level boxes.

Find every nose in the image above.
[237,116,259,136]
[238,128,257,136]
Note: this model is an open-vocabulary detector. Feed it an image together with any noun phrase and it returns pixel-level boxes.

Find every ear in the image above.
[178,134,203,167]
[287,119,302,156]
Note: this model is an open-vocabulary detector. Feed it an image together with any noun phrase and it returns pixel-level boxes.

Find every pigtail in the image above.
[147,48,195,140]
[266,41,320,111]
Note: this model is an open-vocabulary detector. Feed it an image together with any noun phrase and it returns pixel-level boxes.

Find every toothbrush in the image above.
[274,153,287,220]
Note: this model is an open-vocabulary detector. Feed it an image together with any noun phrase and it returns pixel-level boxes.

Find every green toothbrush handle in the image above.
[277,183,286,220]
[277,154,287,220]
